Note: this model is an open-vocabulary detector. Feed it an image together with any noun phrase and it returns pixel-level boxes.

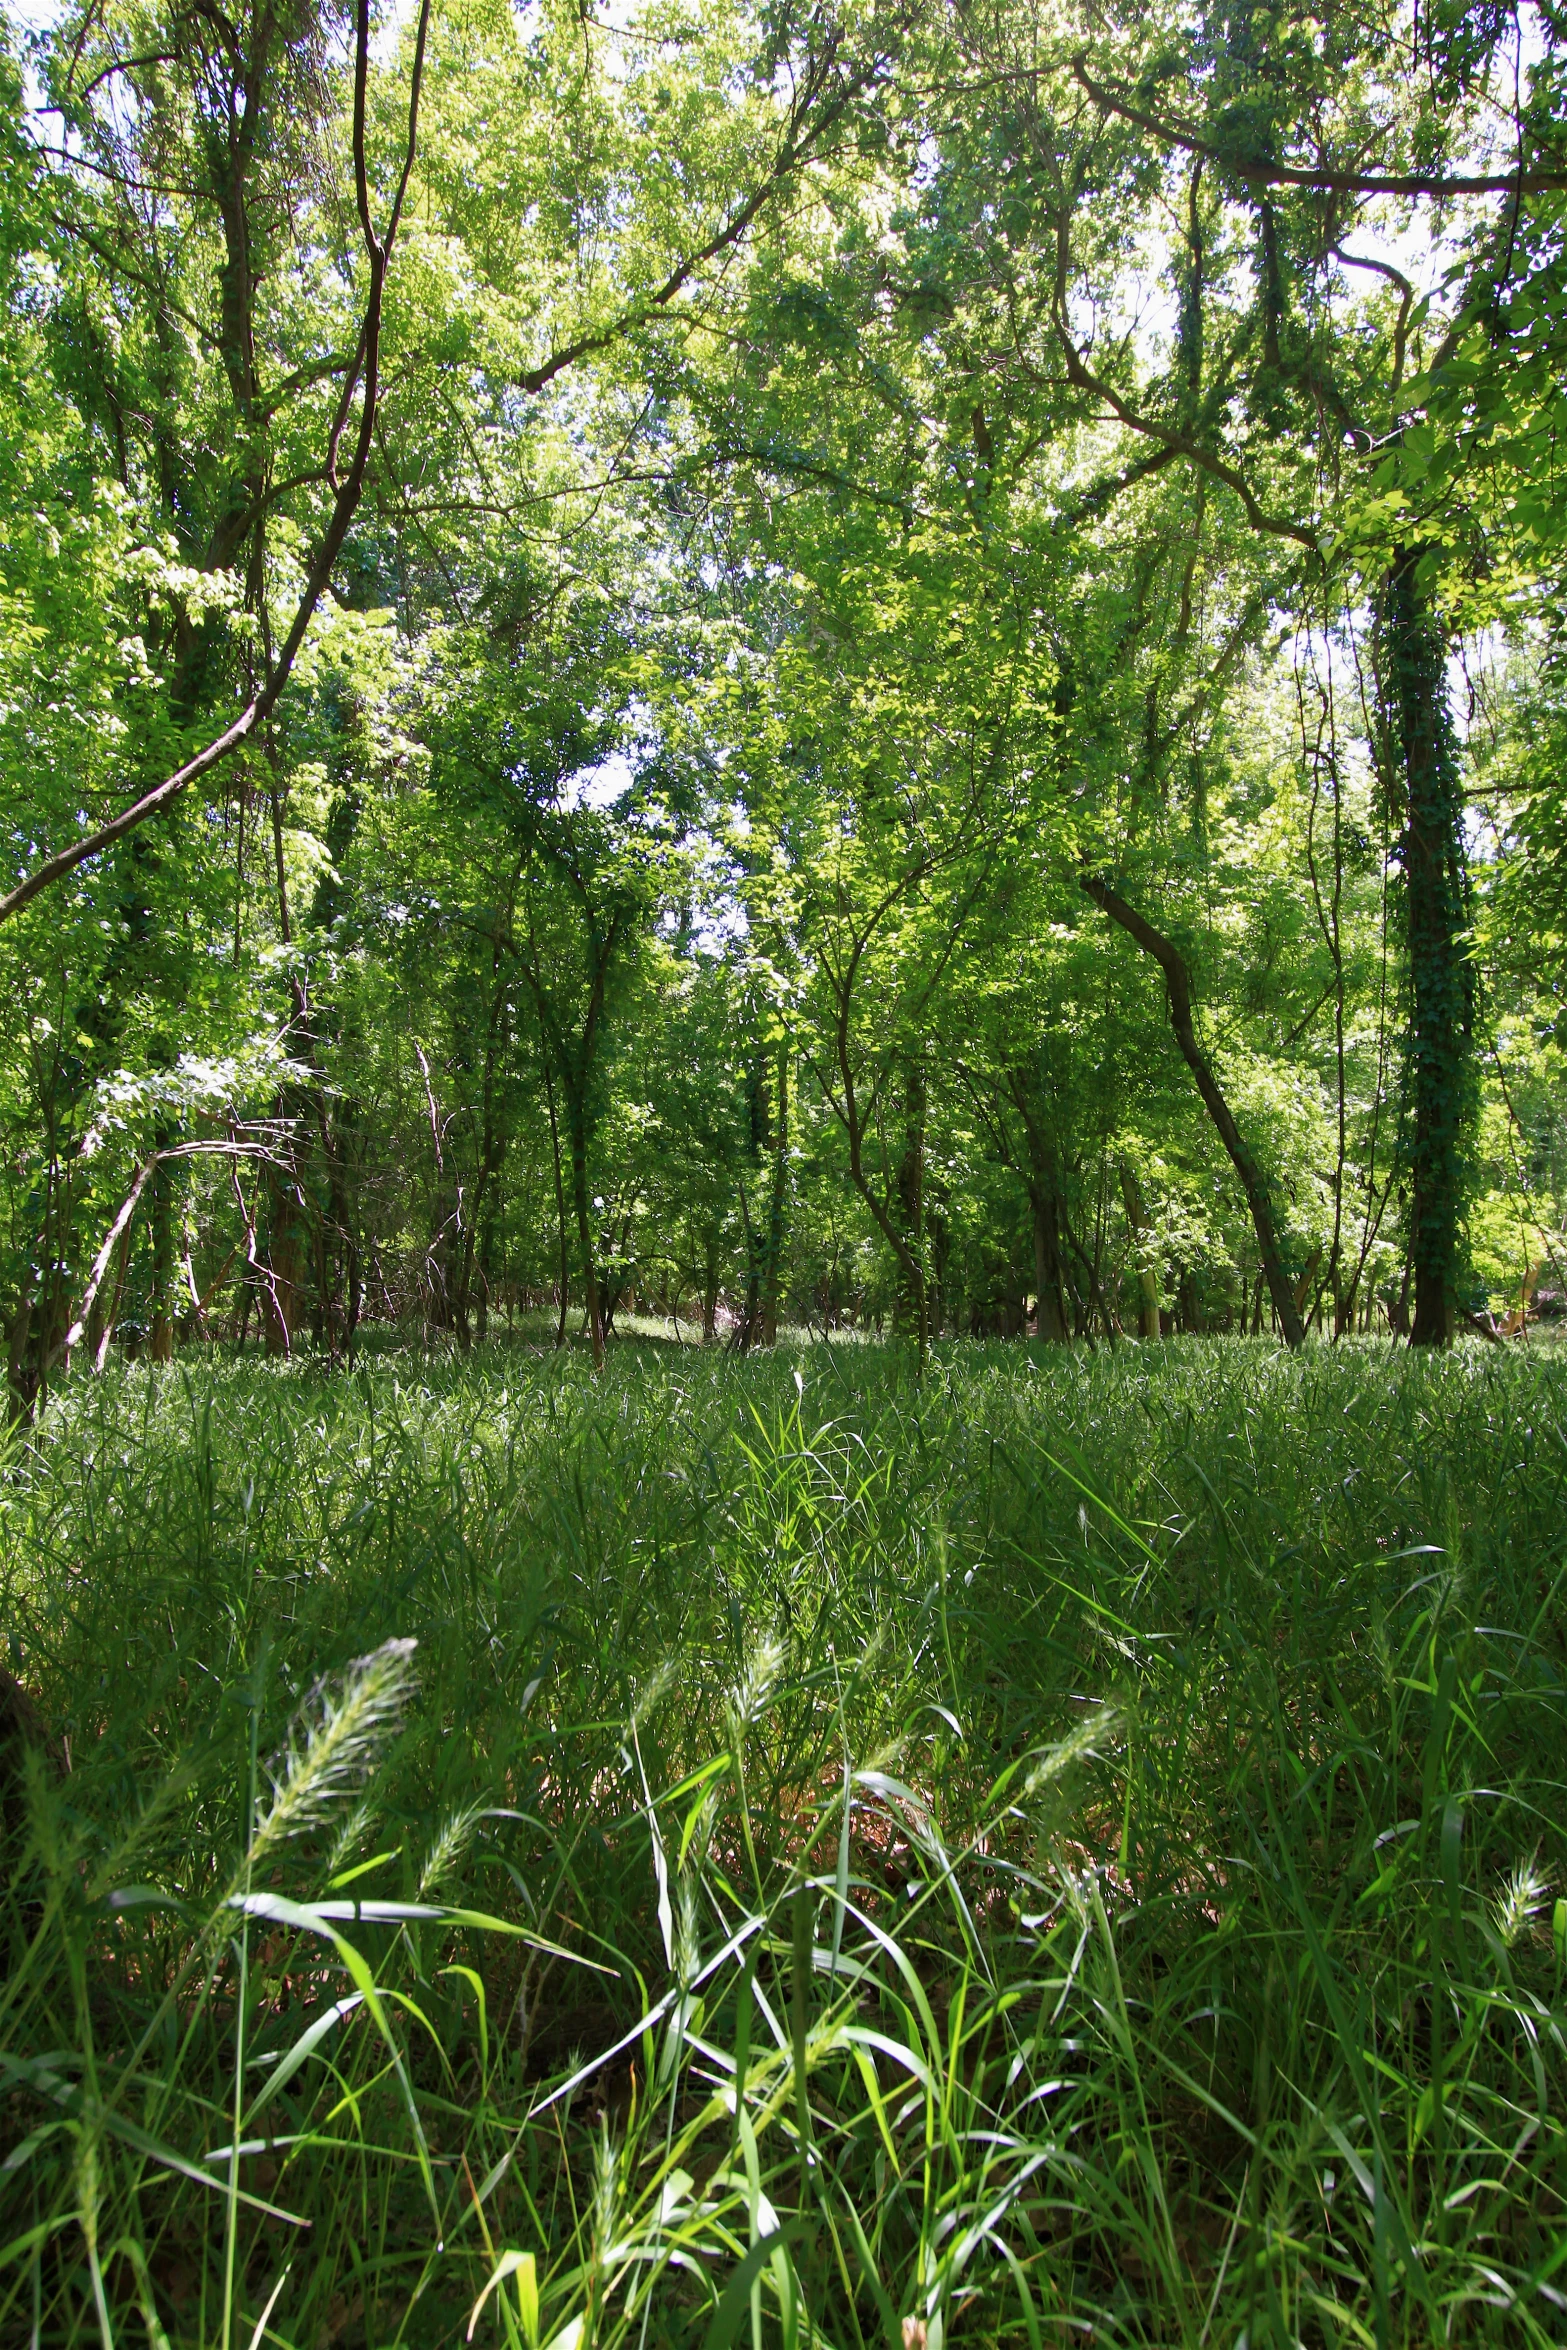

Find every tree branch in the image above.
[1079,868,1306,1346]
[1047,213,1319,552]
[1071,56,1567,199]
[514,39,884,398]
[0,0,434,928]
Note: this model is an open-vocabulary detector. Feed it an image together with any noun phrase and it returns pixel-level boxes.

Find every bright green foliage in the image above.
[0,0,1564,1363]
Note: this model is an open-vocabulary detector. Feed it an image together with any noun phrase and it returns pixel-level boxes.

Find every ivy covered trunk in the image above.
[1381,554,1475,1349]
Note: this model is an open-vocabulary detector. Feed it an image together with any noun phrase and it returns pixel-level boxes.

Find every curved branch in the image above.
[1331,245,1415,395]
[1079,869,1306,1347]
[63,49,180,112]
[1047,213,1320,552]
[515,39,884,397]
[1072,56,1567,199]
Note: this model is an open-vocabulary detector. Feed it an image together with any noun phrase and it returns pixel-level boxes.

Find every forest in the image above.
[1,0,1566,2341]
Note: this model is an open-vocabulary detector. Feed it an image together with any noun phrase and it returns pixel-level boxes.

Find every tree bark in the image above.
[759,1040,789,1346]
[1118,1159,1161,1340]
[1081,871,1306,1347]
[537,1024,570,1347]
[889,1056,930,1367]
[699,1224,720,1342]
[1032,1192,1070,1343]
[1379,552,1475,1347]
[148,1131,174,1363]
[732,1055,769,1352]
[260,1155,309,1355]
[566,1097,604,1370]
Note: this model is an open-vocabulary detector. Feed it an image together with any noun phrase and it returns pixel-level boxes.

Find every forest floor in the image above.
[2,1336,1565,2348]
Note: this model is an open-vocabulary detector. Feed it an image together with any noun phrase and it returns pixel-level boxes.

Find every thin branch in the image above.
[1331,246,1415,395]
[1071,56,1567,198]
[65,1160,154,1356]
[1047,213,1319,552]
[514,40,884,398]
[0,0,433,928]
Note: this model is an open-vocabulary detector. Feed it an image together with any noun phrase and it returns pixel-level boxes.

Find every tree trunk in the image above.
[732,1045,774,1353]
[1118,1160,1161,1340]
[260,1146,310,1356]
[334,1102,364,1358]
[148,1134,175,1363]
[541,1046,570,1347]
[8,1219,70,1413]
[474,1206,496,1341]
[1031,1185,1070,1342]
[893,1055,929,1368]
[454,951,511,1344]
[6,1285,35,1418]
[1081,872,1306,1348]
[1007,1074,1072,1342]
[261,784,312,1356]
[702,1225,721,1343]
[759,1040,789,1346]
[567,1098,604,1370]
[1380,552,1474,1348]
[927,1192,950,1339]
[830,982,930,1375]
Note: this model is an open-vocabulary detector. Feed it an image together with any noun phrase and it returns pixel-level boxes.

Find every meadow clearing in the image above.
[2,1333,1564,2348]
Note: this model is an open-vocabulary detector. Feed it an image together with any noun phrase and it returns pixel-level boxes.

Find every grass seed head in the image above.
[418,1801,484,1900]
[247,1636,417,1875]
[1493,1852,1551,1948]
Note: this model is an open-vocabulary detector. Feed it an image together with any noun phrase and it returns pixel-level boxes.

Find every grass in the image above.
[2,1333,1565,2348]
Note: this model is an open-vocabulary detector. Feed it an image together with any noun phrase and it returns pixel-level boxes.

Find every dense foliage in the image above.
[3,1337,1566,2345]
[0,0,1565,1389]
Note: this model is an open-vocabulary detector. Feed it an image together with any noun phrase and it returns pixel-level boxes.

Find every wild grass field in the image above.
[2,1336,1565,2349]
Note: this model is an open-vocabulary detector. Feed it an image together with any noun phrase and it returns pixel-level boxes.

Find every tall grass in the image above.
[2,1336,1565,2346]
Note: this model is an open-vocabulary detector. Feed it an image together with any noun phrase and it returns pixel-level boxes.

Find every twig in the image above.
[65,1162,155,1359]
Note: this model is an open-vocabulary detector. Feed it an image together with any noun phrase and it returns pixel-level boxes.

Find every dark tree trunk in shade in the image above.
[702,1225,721,1344]
[568,1101,604,1370]
[1379,552,1475,1348]
[541,1044,571,1347]
[1029,1163,1071,1342]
